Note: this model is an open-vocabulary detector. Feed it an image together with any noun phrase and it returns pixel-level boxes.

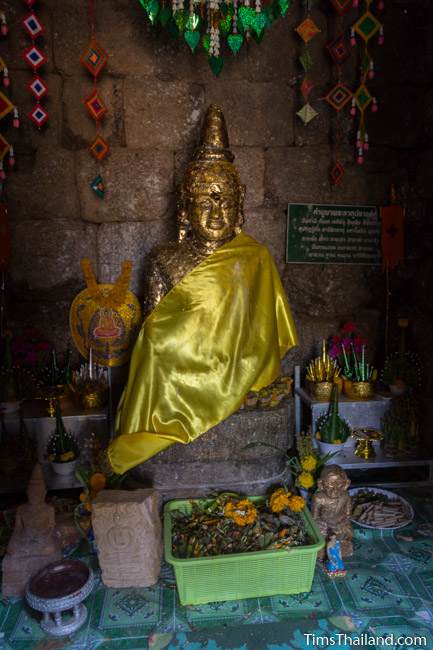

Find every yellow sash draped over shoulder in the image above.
[108,232,298,474]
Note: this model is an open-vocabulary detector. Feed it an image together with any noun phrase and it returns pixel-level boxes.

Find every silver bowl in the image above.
[25,559,94,637]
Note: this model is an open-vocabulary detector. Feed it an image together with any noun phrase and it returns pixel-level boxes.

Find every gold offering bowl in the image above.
[68,381,107,410]
[344,380,374,400]
[352,428,383,459]
[307,381,334,402]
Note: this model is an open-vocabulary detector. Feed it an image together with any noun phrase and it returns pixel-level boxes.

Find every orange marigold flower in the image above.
[79,492,87,502]
[224,499,257,527]
[89,472,106,492]
[270,488,291,513]
[287,495,305,512]
[85,502,92,512]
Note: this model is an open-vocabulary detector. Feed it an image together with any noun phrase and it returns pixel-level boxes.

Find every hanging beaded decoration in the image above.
[0,11,18,181]
[138,0,293,75]
[326,3,353,185]
[295,1,320,126]
[350,0,383,165]
[21,1,48,129]
[81,0,109,196]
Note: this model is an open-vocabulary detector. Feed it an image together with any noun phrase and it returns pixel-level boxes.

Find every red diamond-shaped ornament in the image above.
[84,91,108,121]
[23,45,46,71]
[330,0,352,14]
[326,35,351,67]
[90,135,110,161]
[301,78,315,100]
[22,12,45,39]
[330,160,345,185]
[80,40,108,77]
[27,75,48,100]
[29,104,49,128]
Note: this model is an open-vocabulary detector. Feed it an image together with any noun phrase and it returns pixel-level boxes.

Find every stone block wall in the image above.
[2,0,429,380]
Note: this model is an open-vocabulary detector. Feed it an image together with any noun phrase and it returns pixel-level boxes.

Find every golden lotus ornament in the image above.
[69,260,141,367]
[352,428,383,459]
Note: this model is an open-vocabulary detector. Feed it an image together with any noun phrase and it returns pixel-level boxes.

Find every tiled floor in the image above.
[2,487,433,649]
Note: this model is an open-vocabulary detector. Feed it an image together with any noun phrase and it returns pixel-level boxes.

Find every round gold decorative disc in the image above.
[69,285,142,367]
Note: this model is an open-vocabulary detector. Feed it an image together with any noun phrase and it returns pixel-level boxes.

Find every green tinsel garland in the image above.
[138,0,292,75]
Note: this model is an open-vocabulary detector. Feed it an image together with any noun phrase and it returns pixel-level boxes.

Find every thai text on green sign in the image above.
[286,203,381,264]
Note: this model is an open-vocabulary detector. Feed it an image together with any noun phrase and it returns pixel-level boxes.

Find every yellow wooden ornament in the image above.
[69,259,142,367]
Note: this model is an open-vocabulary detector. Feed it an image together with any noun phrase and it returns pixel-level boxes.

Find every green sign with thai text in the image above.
[286,203,381,264]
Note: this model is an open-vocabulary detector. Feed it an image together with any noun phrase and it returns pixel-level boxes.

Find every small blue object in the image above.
[90,174,105,199]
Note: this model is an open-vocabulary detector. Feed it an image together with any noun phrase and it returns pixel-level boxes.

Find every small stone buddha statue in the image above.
[107,104,298,475]
[2,463,62,598]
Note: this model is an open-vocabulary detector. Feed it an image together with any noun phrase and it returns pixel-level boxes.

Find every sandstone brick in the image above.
[97,219,176,296]
[232,147,264,209]
[62,75,121,150]
[243,206,287,269]
[265,146,331,204]
[206,82,295,146]
[76,149,174,223]
[11,220,97,289]
[7,146,79,221]
[124,80,205,149]
[247,15,299,83]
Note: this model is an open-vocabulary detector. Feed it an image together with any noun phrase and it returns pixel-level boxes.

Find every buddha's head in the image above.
[177,105,245,244]
[27,463,46,505]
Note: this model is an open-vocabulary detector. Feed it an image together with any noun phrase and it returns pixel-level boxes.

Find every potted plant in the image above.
[315,386,351,458]
[46,399,80,475]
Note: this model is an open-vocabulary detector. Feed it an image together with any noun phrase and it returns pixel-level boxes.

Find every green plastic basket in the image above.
[164,496,325,605]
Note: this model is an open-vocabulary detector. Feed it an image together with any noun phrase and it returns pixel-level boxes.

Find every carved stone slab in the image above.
[92,489,162,588]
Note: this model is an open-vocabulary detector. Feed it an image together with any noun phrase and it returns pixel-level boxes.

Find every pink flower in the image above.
[342,322,356,333]
[329,345,340,358]
[354,335,367,347]
[341,337,352,350]
[332,335,342,345]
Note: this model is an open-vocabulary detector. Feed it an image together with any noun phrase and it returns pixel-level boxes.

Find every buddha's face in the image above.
[187,182,240,243]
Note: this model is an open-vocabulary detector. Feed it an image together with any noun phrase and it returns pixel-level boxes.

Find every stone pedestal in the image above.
[131,399,294,498]
[92,489,162,588]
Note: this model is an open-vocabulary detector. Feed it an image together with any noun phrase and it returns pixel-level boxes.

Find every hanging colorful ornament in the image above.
[21,3,48,129]
[295,1,320,126]
[81,0,110,199]
[138,0,292,75]
[350,0,382,164]
[326,2,354,185]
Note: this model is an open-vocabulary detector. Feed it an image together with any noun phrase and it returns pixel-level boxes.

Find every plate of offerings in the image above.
[350,487,414,530]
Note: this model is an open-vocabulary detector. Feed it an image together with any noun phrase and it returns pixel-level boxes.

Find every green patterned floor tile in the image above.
[339,566,419,613]
[268,570,335,618]
[183,596,257,628]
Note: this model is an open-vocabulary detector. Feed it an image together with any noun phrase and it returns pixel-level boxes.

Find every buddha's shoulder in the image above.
[148,241,193,274]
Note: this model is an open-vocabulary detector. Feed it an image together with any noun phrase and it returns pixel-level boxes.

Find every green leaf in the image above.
[202,33,211,52]
[184,29,200,51]
[227,33,244,55]
[219,7,233,34]
[208,55,224,76]
[278,0,290,16]
[238,6,255,29]
[158,5,172,25]
[250,12,266,37]
[147,0,160,24]
[168,17,179,38]
[186,13,199,30]
[174,8,188,31]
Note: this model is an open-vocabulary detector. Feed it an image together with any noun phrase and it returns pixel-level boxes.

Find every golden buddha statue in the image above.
[107,105,298,475]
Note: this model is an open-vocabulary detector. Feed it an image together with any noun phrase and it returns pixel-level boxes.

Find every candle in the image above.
[89,346,93,380]
[322,339,326,363]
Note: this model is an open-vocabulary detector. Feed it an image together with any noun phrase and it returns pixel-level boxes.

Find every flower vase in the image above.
[51,459,77,476]
[317,440,346,463]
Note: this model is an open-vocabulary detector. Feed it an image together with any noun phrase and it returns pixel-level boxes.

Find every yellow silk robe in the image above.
[108,232,298,474]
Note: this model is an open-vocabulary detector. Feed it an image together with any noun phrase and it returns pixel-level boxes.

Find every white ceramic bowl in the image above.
[51,460,78,476]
